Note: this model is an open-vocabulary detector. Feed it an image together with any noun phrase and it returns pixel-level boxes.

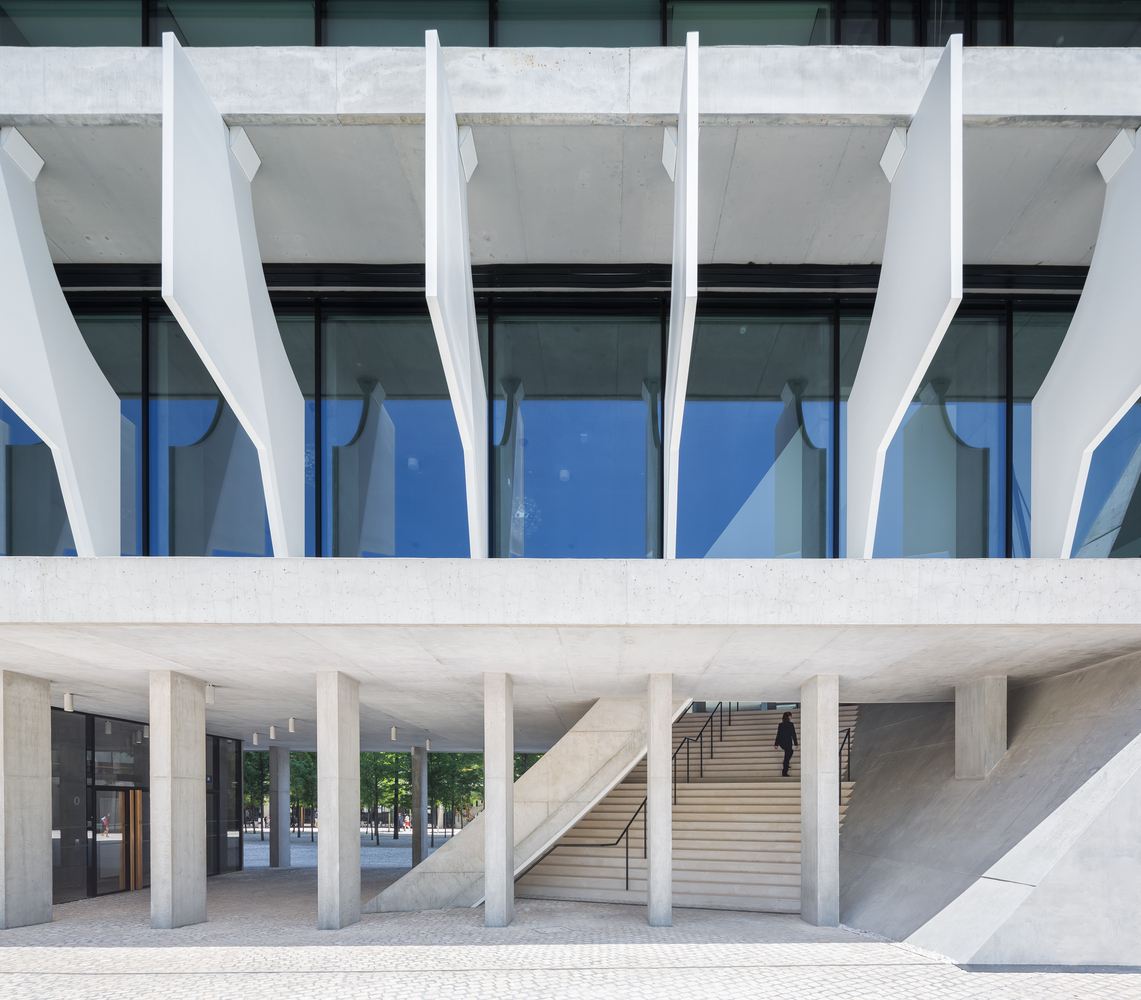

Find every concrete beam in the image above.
[411,744,428,867]
[162,34,305,556]
[0,671,51,929]
[150,669,206,929]
[955,676,1007,779]
[0,127,121,556]
[268,744,290,868]
[316,671,360,930]
[646,673,673,926]
[801,674,839,927]
[483,672,513,926]
[846,35,962,558]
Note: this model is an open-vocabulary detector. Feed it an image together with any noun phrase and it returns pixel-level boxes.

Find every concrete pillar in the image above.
[956,676,1007,779]
[150,669,206,929]
[800,674,839,927]
[268,744,290,868]
[484,672,514,927]
[0,671,51,929]
[411,745,428,867]
[646,673,673,927]
[316,671,360,930]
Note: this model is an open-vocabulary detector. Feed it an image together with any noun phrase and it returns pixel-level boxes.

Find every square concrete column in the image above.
[484,672,514,927]
[0,671,51,929]
[956,676,1007,779]
[317,672,360,930]
[800,674,839,927]
[646,673,673,927]
[150,669,206,929]
[268,744,290,868]
[411,745,428,867]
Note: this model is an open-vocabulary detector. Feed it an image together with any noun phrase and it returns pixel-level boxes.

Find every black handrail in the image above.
[514,798,647,890]
[672,701,725,804]
[838,726,852,804]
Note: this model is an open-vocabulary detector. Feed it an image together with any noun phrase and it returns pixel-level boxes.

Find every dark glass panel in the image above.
[1014,0,1141,45]
[839,0,880,41]
[0,400,76,557]
[874,312,1006,558]
[222,739,242,872]
[150,0,315,46]
[1072,401,1141,557]
[889,0,917,42]
[51,710,88,904]
[499,0,660,46]
[491,312,661,559]
[976,0,1007,42]
[277,312,316,557]
[325,0,487,44]
[94,717,149,788]
[927,0,964,43]
[668,0,834,43]
[678,313,832,559]
[0,1,140,45]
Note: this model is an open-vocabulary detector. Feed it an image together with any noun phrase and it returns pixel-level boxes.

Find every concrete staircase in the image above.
[516,706,857,913]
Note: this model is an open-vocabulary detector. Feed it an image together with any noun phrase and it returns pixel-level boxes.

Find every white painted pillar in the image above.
[162,34,304,556]
[268,744,290,868]
[955,676,1007,779]
[1032,129,1141,557]
[411,745,428,867]
[646,673,673,927]
[484,672,514,927]
[0,127,121,557]
[846,36,962,558]
[150,669,206,929]
[800,675,839,927]
[425,30,487,559]
[316,671,360,930]
[662,33,699,560]
[0,671,51,929]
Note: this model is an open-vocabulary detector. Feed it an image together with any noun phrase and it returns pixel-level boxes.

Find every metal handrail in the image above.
[514,797,647,890]
[672,701,725,804]
[838,726,852,804]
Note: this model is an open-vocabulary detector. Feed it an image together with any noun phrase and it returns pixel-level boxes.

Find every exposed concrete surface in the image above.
[801,675,840,926]
[955,676,1007,778]
[646,673,672,926]
[840,650,1141,954]
[316,671,360,930]
[483,672,514,927]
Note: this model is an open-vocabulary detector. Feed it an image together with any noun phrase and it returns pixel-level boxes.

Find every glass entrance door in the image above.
[94,789,150,894]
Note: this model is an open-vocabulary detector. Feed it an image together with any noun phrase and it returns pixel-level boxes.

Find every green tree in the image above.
[290,750,317,840]
[243,750,270,840]
[428,752,484,835]
[514,752,542,781]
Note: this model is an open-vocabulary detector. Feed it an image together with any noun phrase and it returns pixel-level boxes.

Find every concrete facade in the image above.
[955,676,1007,779]
[316,671,359,931]
[149,669,206,930]
[800,675,839,927]
[268,744,290,869]
[483,672,513,927]
[646,673,674,927]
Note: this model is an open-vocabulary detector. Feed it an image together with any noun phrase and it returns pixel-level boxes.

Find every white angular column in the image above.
[800,675,839,927]
[1032,129,1141,557]
[846,36,963,558]
[425,30,488,559]
[162,34,304,557]
[646,673,673,927]
[316,672,360,930]
[0,671,51,929]
[484,672,513,927]
[411,745,428,867]
[150,669,206,929]
[662,33,699,560]
[956,676,1007,779]
[268,744,290,868]
[0,127,122,557]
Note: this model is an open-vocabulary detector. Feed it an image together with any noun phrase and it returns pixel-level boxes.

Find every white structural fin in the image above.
[161,34,305,557]
[663,32,699,560]
[845,36,963,559]
[0,126,121,556]
[425,29,488,558]
[1031,128,1141,557]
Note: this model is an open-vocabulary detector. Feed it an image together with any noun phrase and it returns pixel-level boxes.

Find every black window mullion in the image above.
[1005,0,1014,44]
[141,0,150,46]
[1005,298,1014,557]
[141,298,151,557]
[314,300,323,557]
[832,300,841,558]
[315,0,324,45]
[661,0,668,46]
[489,0,497,46]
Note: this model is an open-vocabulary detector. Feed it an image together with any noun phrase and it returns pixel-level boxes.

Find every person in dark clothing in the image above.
[774,711,798,777]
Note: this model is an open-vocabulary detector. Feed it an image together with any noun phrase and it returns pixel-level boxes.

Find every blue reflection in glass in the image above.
[0,400,76,556]
[121,398,143,556]
[1071,403,1141,558]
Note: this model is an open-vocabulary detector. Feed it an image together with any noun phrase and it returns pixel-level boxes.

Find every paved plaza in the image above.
[0,839,1135,1000]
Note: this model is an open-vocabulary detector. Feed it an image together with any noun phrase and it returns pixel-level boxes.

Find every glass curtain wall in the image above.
[1071,399,1141,557]
[0,1,141,45]
[837,310,871,559]
[206,736,244,876]
[323,0,488,43]
[0,400,76,556]
[1014,1,1141,45]
[93,716,150,896]
[668,1,834,43]
[51,709,89,904]
[489,308,663,558]
[678,310,834,559]
[149,0,315,45]
[498,0,661,44]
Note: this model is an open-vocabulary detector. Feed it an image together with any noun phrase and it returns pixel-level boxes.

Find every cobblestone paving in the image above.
[0,860,1134,1000]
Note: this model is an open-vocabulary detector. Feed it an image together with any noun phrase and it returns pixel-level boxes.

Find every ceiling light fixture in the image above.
[63,692,74,712]
[425,739,431,751]
[143,725,149,739]
[104,719,112,736]
[288,717,295,733]
[205,684,215,706]
[391,727,397,741]
[269,725,276,740]
[252,732,258,745]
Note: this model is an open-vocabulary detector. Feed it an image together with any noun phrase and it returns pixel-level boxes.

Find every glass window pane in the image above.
[840,0,879,42]
[52,710,88,904]
[1011,306,1071,557]
[1014,0,1141,46]
[0,1,140,46]
[75,312,144,557]
[0,400,76,556]
[678,313,833,559]
[976,0,1007,43]
[150,1,315,46]
[277,312,316,557]
[874,312,1006,558]
[1072,401,1141,557]
[889,0,917,43]
[499,0,660,46]
[667,1,834,45]
[94,717,149,788]
[838,311,870,559]
[322,311,468,557]
[927,0,964,44]
[325,0,488,44]
[150,312,272,557]
[492,312,662,559]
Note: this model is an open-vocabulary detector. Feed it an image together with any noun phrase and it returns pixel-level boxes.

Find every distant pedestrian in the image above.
[774,711,798,777]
